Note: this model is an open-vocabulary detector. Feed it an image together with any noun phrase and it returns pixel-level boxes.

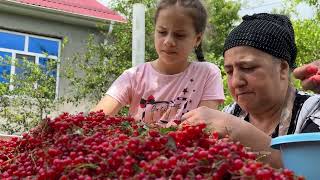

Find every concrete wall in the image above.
[0,11,106,98]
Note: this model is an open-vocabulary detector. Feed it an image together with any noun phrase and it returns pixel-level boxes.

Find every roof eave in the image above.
[0,0,125,28]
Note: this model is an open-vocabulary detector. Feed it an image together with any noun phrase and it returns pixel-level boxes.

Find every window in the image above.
[0,51,12,83]
[0,29,61,97]
[15,54,36,78]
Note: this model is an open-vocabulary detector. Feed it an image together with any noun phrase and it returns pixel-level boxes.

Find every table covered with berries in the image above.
[0,112,303,179]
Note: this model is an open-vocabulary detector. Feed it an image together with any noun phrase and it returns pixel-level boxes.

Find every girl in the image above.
[93,0,224,126]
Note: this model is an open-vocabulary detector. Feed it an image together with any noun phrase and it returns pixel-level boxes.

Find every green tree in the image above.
[0,56,60,134]
[294,19,320,67]
[204,0,241,58]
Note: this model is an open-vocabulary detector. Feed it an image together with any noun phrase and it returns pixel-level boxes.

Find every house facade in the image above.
[0,0,124,97]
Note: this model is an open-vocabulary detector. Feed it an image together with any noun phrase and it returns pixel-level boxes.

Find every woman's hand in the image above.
[293,60,320,93]
[181,106,283,168]
[181,106,239,138]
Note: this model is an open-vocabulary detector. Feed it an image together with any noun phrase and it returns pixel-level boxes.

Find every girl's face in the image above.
[154,5,202,65]
[224,46,289,114]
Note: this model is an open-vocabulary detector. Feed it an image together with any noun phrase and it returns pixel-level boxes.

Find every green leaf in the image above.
[159,126,178,135]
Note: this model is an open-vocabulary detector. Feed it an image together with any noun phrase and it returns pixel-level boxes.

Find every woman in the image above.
[182,13,320,168]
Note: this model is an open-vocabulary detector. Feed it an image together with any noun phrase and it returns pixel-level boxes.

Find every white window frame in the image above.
[0,29,61,98]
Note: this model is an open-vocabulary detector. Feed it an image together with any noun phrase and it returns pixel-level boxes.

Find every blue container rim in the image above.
[271,133,320,149]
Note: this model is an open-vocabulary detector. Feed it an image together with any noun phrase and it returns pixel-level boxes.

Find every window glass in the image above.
[0,31,25,51]
[39,57,57,78]
[15,54,35,79]
[29,37,59,56]
[0,51,12,83]
[39,57,57,97]
[0,30,60,96]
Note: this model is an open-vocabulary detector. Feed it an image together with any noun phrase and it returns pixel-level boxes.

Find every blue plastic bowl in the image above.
[271,133,320,180]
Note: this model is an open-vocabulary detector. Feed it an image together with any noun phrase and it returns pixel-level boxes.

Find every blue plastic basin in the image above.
[271,133,320,180]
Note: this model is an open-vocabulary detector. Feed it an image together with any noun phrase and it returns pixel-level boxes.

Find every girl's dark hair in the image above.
[195,42,205,61]
[154,0,207,62]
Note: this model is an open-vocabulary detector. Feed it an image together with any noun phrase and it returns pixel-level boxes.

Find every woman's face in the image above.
[224,46,289,113]
[154,5,202,65]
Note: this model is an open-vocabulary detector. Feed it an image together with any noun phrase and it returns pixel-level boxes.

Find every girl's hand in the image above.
[293,60,320,94]
[181,106,238,137]
[91,95,123,116]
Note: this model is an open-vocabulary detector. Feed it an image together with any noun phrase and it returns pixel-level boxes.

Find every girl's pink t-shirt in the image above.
[106,61,225,125]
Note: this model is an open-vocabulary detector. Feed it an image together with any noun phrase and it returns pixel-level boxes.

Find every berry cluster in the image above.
[0,111,303,179]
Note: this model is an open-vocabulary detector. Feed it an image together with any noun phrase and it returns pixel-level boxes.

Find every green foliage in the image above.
[110,0,158,62]
[204,0,241,58]
[63,34,124,104]
[0,56,60,134]
[294,19,320,67]
[159,126,178,135]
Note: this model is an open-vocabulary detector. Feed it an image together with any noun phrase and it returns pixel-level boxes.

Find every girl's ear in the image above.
[195,32,203,47]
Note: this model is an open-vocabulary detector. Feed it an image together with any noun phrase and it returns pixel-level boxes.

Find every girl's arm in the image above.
[92,69,132,116]
[91,95,123,116]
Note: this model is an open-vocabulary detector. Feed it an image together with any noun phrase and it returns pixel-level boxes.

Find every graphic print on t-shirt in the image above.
[139,78,195,125]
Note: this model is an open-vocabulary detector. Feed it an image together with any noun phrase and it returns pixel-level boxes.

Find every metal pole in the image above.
[132,3,145,67]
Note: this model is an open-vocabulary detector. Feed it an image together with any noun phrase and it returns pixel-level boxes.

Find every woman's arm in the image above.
[230,118,283,168]
[91,95,123,116]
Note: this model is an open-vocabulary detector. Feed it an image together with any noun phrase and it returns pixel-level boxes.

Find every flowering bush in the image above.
[0,111,303,179]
